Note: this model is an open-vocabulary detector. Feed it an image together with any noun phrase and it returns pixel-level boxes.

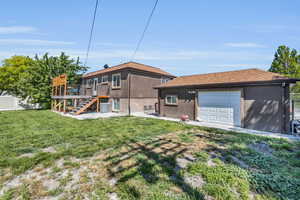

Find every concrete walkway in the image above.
[53,111,300,141]
[132,113,300,141]
[54,111,127,120]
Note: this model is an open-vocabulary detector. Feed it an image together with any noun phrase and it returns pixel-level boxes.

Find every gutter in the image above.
[83,67,176,79]
[154,79,300,89]
[128,71,131,115]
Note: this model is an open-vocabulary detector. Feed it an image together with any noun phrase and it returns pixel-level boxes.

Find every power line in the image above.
[84,0,100,66]
[131,0,159,60]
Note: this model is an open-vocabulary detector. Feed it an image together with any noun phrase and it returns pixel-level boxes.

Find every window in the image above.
[161,78,170,84]
[100,98,109,103]
[98,77,102,83]
[93,78,97,88]
[112,98,120,111]
[88,79,93,86]
[165,95,178,105]
[102,75,108,83]
[112,73,121,88]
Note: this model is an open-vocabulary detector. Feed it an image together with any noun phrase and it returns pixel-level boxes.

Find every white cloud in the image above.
[94,42,132,48]
[225,42,266,48]
[0,26,38,34]
[0,39,75,46]
[233,25,300,33]
[0,48,273,67]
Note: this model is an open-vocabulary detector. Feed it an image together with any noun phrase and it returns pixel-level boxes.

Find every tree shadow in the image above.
[105,137,205,199]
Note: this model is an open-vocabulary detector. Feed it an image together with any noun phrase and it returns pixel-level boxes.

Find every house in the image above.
[155,68,299,133]
[80,61,175,113]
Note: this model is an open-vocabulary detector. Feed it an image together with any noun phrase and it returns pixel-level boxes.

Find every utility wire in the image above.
[131,0,159,60]
[84,0,100,66]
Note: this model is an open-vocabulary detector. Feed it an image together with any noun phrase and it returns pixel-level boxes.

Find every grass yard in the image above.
[0,110,300,200]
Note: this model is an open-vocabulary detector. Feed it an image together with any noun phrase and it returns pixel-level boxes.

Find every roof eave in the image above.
[154,79,300,89]
[83,66,176,78]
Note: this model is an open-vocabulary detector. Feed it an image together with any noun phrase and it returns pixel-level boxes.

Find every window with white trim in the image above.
[161,77,170,84]
[112,73,121,88]
[102,75,108,83]
[165,95,178,105]
[112,98,120,111]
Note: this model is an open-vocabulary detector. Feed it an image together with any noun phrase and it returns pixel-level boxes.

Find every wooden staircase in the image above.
[70,97,98,115]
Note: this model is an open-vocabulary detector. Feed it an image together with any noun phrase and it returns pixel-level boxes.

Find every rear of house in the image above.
[81,62,175,113]
[156,69,298,133]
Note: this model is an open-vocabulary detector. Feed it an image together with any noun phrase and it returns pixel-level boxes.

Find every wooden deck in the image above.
[51,95,92,99]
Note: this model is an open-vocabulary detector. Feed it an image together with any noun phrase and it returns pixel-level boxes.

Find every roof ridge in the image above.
[156,67,296,89]
[83,61,174,78]
[85,62,127,75]
[127,61,164,70]
[175,68,278,78]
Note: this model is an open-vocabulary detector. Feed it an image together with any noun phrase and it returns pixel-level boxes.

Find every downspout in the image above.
[128,71,131,116]
[157,88,160,115]
[282,82,287,133]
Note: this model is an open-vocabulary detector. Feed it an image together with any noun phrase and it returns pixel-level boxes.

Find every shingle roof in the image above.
[83,61,175,78]
[155,68,298,88]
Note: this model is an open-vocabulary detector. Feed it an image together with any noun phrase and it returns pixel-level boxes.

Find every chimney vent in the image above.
[104,64,109,69]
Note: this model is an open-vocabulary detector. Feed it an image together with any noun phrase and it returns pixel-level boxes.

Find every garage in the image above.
[197,91,241,126]
[157,68,299,133]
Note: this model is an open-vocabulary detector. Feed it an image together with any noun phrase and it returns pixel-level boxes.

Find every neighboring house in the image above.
[80,61,175,113]
[155,68,299,133]
[0,94,38,111]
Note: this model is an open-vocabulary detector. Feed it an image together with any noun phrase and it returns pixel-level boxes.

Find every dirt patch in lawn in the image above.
[248,142,273,156]
[1,129,298,200]
[0,131,212,199]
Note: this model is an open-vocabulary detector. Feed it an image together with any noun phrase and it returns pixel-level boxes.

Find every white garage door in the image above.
[197,91,241,126]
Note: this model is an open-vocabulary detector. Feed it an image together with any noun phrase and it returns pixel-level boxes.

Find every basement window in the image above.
[112,98,120,111]
[165,95,178,105]
[112,73,121,88]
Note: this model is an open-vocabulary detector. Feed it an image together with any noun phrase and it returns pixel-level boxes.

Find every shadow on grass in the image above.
[105,137,205,199]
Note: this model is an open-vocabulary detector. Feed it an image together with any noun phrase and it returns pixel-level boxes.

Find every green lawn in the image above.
[0,110,300,200]
[0,110,189,174]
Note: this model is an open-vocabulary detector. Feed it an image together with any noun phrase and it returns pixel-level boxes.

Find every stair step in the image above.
[75,97,98,115]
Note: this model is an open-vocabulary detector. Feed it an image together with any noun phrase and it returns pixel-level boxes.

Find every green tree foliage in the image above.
[0,56,34,96]
[269,45,300,92]
[21,52,88,108]
[0,52,87,108]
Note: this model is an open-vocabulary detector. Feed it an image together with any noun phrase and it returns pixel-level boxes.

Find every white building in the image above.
[0,94,38,111]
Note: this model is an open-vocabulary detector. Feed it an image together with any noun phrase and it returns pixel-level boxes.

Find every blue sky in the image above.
[0,0,299,76]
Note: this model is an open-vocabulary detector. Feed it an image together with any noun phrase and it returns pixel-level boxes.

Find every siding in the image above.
[159,84,290,133]
[0,95,38,111]
[129,69,165,98]
[243,85,289,133]
[81,68,173,113]
[159,88,195,119]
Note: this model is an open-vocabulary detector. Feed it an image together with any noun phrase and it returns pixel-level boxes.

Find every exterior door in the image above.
[92,78,98,96]
[197,91,241,126]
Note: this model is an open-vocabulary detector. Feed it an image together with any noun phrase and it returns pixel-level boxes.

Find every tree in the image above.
[0,56,34,96]
[269,45,300,77]
[269,45,300,92]
[21,52,88,108]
